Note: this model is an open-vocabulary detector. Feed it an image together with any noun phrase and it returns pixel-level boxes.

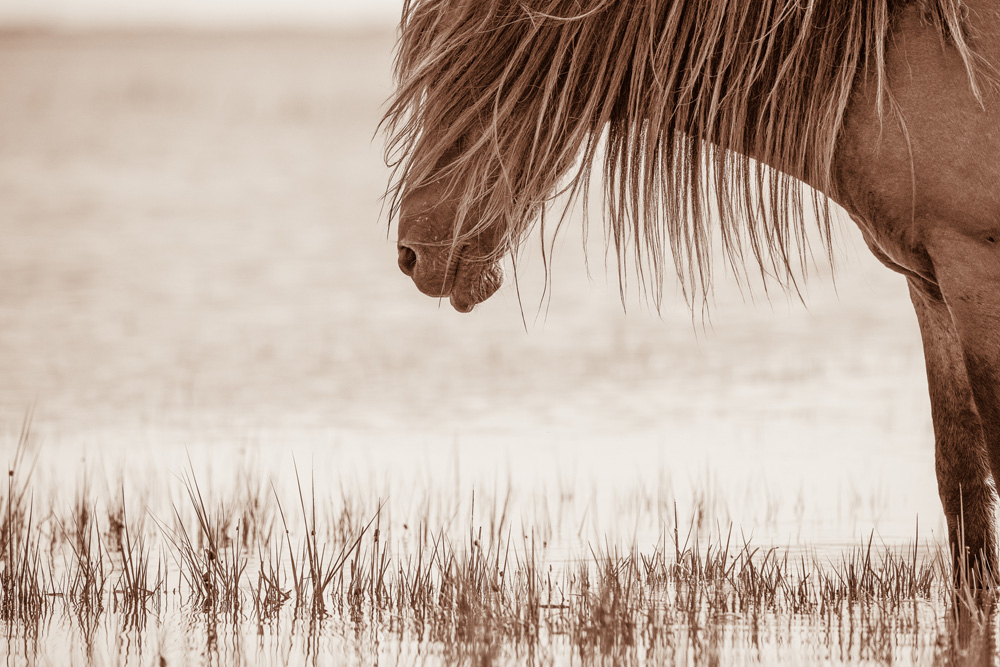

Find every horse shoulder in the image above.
[834,3,1000,277]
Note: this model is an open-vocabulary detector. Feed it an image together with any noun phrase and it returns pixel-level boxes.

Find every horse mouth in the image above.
[448,258,503,313]
[449,294,476,313]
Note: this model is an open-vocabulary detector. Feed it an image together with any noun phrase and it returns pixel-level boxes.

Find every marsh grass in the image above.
[2,443,999,665]
[1,414,48,629]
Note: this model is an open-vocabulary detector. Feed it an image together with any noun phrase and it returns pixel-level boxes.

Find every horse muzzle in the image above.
[397,191,504,312]
[396,238,503,313]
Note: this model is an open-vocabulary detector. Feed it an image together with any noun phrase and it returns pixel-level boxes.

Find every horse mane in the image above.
[382,0,982,307]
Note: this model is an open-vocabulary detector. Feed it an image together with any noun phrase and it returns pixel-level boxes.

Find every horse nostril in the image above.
[398,244,418,276]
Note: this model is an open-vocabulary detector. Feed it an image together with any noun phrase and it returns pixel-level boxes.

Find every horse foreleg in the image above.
[923,227,1000,582]
[909,277,998,582]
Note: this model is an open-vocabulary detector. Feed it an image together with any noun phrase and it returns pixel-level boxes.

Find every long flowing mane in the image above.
[382,0,980,306]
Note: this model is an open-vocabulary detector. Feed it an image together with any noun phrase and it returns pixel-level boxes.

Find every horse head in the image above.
[384,2,606,312]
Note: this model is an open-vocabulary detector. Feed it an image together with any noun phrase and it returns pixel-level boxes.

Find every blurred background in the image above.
[0,0,400,29]
[0,1,942,547]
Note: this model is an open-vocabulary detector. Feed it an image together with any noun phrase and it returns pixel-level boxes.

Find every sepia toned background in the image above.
[0,0,400,28]
[0,1,939,549]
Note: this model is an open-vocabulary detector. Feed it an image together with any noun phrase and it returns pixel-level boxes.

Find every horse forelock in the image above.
[382,0,983,308]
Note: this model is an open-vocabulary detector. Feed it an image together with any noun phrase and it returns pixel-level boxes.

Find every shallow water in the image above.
[0,30,958,665]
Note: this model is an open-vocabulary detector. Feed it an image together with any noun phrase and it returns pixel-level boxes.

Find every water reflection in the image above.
[9,580,1000,665]
[946,594,999,666]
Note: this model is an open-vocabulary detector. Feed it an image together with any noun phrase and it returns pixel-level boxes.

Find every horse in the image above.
[381,0,1000,583]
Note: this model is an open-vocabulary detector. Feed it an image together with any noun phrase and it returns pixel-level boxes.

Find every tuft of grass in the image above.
[1,412,48,627]
[273,462,381,616]
[112,487,162,626]
[249,538,290,622]
[160,462,246,613]
[58,480,106,614]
